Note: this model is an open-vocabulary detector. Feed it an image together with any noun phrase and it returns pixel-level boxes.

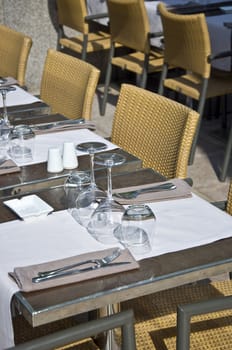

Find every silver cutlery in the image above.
[32,261,130,283]
[33,248,122,282]
[0,166,17,170]
[114,182,176,200]
[31,119,86,130]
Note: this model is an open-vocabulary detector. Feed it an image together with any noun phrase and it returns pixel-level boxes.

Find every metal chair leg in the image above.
[100,44,115,116]
[188,78,208,165]
[220,122,232,181]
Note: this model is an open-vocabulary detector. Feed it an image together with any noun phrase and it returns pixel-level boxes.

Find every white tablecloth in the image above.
[0,193,232,349]
[0,85,41,108]
[207,14,232,71]
[9,128,118,167]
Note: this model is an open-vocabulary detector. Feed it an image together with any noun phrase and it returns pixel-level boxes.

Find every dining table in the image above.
[0,84,232,350]
[86,0,232,71]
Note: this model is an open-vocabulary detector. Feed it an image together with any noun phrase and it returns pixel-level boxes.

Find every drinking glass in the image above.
[8,125,35,163]
[87,152,126,244]
[64,171,90,215]
[114,204,156,256]
[75,142,107,227]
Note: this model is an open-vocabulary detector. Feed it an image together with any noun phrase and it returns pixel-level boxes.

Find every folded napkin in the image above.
[0,159,21,175]
[113,178,192,205]
[0,76,18,87]
[9,247,139,292]
[33,121,96,135]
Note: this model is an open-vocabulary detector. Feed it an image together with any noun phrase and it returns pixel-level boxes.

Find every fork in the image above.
[37,248,121,278]
[114,182,176,200]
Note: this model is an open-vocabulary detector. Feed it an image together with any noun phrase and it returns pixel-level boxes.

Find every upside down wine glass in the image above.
[0,86,16,126]
[87,152,126,244]
[75,142,107,227]
[0,86,15,151]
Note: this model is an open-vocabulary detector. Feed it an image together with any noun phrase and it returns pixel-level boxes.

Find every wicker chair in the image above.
[100,0,164,116]
[56,0,111,61]
[158,2,232,168]
[111,84,199,179]
[226,178,232,215]
[12,310,136,350]
[122,179,232,350]
[40,49,100,120]
[0,24,32,87]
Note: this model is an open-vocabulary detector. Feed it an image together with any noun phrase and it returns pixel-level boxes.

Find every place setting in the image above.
[9,247,139,292]
[31,118,96,135]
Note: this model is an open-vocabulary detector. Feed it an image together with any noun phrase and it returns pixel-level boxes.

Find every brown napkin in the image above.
[0,77,18,87]
[0,159,21,175]
[33,122,96,135]
[9,248,139,292]
[112,178,192,205]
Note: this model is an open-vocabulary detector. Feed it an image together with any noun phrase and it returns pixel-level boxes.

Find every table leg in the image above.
[91,303,121,350]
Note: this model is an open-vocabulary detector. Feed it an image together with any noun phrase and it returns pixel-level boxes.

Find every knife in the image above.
[0,166,18,170]
[31,119,86,130]
[32,262,130,283]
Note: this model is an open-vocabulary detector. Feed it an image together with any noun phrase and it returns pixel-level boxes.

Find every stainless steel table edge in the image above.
[12,256,232,327]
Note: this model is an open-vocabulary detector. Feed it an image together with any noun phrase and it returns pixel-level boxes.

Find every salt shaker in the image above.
[63,142,78,169]
[47,147,63,173]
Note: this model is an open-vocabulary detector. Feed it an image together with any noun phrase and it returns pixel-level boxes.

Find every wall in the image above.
[0,0,58,93]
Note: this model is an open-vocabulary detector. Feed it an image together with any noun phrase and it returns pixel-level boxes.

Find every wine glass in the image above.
[0,86,16,126]
[74,142,107,227]
[114,204,156,256]
[0,87,15,151]
[87,152,126,244]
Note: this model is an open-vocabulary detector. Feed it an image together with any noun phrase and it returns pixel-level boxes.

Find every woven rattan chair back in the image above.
[0,24,32,87]
[122,280,232,350]
[108,0,150,53]
[226,179,232,215]
[13,310,136,350]
[40,49,100,120]
[158,2,232,173]
[100,0,164,115]
[56,0,111,61]
[111,84,199,179]
[158,2,211,78]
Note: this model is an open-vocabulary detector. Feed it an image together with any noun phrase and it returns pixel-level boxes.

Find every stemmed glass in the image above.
[0,86,16,126]
[75,142,107,227]
[87,152,126,244]
[0,86,15,151]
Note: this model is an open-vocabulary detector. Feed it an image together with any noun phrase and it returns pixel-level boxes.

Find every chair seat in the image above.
[112,50,164,75]
[164,73,232,101]
[122,280,232,350]
[59,31,112,53]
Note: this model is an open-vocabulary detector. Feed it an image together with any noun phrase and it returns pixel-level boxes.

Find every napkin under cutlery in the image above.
[0,76,18,87]
[0,159,21,175]
[33,120,96,135]
[9,247,139,292]
[113,178,192,204]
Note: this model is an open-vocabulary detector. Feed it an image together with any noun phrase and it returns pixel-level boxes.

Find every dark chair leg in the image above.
[220,122,232,181]
[100,44,115,116]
